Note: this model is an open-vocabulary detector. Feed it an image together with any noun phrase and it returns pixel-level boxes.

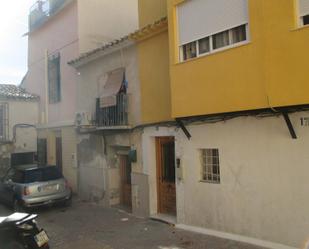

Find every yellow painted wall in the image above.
[138,31,172,124]
[138,0,167,27]
[137,0,172,124]
[168,0,309,118]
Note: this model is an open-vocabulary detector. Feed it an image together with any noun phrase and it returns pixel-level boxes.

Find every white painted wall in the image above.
[77,0,139,54]
[25,1,79,125]
[1,100,39,153]
[175,111,309,248]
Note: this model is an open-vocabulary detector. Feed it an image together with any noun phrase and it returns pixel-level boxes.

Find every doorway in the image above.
[156,137,176,215]
[56,137,63,173]
[120,155,132,207]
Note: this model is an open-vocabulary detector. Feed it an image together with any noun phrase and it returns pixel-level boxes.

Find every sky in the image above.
[0,0,37,85]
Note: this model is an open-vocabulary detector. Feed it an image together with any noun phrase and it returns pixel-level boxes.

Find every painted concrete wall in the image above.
[77,0,138,54]
[76,44,141,126]
[0,100,39,173]
[137,30,172,124]
[168,0,309,118]
[24,1,79,125]
[138,0,167,27]
[7,101,39,153]
[175,111,309,248]
[62,127,78,191]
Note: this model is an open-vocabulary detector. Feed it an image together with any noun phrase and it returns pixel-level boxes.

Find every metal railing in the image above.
[96,94,129,127]
[29,0,71,31]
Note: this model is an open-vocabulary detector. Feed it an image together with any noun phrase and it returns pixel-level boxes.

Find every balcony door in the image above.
[156,137,176,215]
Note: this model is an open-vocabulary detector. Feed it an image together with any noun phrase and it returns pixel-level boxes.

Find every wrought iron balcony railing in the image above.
[95,94,129,127]
[29,0,72,31]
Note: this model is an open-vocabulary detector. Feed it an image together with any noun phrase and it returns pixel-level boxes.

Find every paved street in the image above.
[0,199,266,249]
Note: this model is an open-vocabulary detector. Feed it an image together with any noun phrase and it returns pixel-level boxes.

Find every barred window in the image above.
[48,53,61,104]
[201,149,220,183]
[0,104,8,140]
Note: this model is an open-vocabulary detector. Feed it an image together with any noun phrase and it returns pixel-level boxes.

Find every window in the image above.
[182,41,197,61]
[198,37,210,55]
[48,53,61,103]
[180,24,248,61]
[231,24,247,43]
[201,149,220,183]
[177,0,249,61]
[0,104,8,140]
[302,14,309,25]
[213,30,230,50]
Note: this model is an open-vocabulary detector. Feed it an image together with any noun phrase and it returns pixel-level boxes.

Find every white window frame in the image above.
[200,148,221,184]
[179,24,249,62]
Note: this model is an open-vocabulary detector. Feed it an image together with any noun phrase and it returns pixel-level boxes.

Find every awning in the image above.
[100,68,124,108]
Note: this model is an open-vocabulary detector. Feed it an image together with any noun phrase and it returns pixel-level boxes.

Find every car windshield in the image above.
[23,167,63,183]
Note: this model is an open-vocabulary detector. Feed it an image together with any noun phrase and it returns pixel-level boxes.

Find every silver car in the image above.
[0,165,72,211]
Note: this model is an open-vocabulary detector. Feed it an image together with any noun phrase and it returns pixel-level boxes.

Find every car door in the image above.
[0,169,16,205]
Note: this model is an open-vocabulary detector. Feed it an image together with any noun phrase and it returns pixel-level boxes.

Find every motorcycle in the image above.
[0,213,50,249]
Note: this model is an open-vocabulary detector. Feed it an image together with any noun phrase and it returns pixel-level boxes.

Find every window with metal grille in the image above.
[0,104,8,141]
[48,53,61,103]
[201,149,220,183]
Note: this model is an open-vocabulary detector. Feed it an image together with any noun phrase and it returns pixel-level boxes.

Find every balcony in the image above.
[95,94,129,128]
[29,0,72,32]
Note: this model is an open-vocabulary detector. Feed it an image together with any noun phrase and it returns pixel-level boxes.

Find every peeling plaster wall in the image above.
[175,111,309,248]
[77,132,135,206]
[62,127,78,191]
[77,134,107,202]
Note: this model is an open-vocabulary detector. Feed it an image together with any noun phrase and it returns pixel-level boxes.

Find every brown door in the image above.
[120,155,132,207]
[156,137,176,215]
[56,137,63,173]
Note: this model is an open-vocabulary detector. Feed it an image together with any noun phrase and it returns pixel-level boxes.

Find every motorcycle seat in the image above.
[0,213,30,227]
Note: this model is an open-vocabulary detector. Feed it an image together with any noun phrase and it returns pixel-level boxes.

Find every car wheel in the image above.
[13,199,25,213]
[4,241,25,249]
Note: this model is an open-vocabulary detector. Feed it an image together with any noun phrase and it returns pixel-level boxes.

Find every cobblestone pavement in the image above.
[0,199,267,249]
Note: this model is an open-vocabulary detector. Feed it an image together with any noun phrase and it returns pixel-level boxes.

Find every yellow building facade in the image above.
[168,0,309,118]
[134,0,172,124]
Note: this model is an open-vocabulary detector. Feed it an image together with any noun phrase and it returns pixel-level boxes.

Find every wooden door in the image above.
[56,137,63,173]
[156,137,176,215]
[120,155,132,207]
